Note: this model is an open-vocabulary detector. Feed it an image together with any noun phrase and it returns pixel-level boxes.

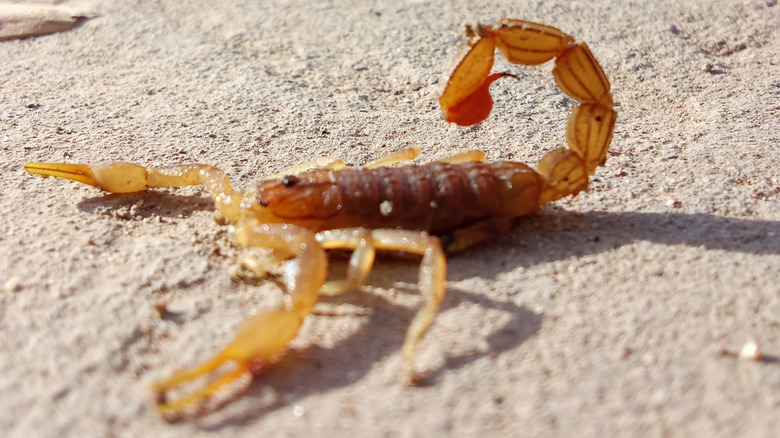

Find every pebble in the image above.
[739,340,761,361]
[4,277,21,292]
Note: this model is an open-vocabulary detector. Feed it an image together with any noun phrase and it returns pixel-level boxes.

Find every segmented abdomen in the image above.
[335,162,523,234]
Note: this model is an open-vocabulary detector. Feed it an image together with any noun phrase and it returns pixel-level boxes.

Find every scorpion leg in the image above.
[154,220,328,417]
[438,216,514,253]
[363,147,421,168]
[315,228,446,384]
[272,148,421,179]
[432,150,487,164]
[316,229,377,296]
[272,157,346,178]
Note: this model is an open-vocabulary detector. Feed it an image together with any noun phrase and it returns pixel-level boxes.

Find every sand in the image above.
[1,0,779,436]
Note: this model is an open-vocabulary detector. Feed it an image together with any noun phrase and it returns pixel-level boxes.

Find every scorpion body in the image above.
[24,19,616,418]
[253,160,541,237]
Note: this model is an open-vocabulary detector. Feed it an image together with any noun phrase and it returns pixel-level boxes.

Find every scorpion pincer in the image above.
[24,19,615,418]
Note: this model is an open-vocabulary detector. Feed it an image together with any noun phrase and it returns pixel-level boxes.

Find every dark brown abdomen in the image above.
[335,162,515,234]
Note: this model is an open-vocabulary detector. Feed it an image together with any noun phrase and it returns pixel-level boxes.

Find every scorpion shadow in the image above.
[74,193,779,426]
[77,190,214,219]
[193,285,542,429]
[442,206,780,284]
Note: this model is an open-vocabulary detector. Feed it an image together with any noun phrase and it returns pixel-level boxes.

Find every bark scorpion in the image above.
[24,20,615,418]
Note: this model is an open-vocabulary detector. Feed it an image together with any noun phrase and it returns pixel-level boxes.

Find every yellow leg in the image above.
[269,147,420,178]
[431,150,487,164]
[272,157,346,178]
[363,147,421,168]
[316,228,446,383]
[371,230,447,384]
[315,229,376,296]
[438,216,513,253]
[154,221,328,418]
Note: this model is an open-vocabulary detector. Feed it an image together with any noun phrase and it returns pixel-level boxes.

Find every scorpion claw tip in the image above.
[24,161,150,193]
[24,162,100,187]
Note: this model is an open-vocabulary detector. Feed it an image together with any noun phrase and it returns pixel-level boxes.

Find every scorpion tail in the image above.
[441,72,517,126]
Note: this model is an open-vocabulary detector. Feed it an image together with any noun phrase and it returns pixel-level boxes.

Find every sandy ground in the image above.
[1,0,779,436]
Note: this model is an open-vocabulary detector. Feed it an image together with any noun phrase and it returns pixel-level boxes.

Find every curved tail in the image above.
[438,19,617,204]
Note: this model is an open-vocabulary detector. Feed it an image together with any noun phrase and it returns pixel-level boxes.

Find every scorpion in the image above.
[24,20,615,417]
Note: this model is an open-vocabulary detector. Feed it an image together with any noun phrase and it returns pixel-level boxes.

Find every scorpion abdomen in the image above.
[336,161,538,234]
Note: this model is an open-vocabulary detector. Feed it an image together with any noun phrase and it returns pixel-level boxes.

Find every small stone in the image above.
[4,277,21,292]
[153,302,168,318]
[739,340,761,361]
